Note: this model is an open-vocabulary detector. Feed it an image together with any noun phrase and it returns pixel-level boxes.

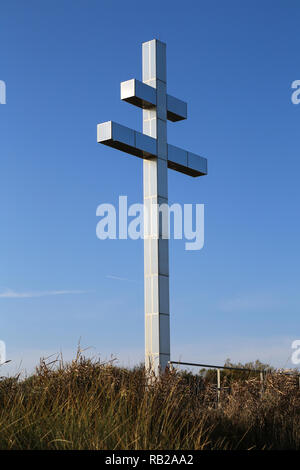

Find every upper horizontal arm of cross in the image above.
[121,79,187,122]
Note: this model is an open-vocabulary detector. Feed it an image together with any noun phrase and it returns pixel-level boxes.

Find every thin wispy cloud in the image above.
[0,289,88,299]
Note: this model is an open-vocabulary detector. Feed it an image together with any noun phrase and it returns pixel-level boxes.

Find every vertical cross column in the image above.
[142,39,170,375]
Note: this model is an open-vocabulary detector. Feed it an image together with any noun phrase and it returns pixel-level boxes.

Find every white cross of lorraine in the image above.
[97,39,208,376]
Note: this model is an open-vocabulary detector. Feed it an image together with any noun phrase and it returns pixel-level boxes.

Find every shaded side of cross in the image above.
[97,39,207,376]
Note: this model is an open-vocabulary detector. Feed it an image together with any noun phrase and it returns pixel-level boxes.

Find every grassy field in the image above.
[0,353,299,450]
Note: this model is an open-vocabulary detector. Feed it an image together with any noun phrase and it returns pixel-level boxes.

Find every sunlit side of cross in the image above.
[97,39,207,376]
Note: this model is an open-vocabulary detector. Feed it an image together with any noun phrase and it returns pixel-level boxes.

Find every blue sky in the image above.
[1,0,299,374]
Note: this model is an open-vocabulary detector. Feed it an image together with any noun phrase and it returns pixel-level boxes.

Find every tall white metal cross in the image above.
[97,39,207,376]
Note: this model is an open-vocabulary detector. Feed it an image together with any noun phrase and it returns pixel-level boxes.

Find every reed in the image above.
[0,353,299,450]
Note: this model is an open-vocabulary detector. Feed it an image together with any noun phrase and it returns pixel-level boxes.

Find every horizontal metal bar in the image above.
[97,121,156,159]
[167,94,187,122]
[97,121,207,177]
[170,361,264,373]
[169,361,299,376]
[121,79,156,110]
[168,145,207,177]
[120,79,187,121]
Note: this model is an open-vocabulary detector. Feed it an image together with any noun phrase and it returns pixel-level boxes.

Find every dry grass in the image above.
[0,353,299,450]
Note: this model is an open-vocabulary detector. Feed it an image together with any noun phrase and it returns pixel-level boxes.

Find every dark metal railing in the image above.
[170,361,270,374]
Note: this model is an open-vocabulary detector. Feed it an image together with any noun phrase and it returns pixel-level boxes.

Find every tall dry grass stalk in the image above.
[0,353,299,450]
